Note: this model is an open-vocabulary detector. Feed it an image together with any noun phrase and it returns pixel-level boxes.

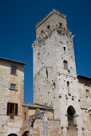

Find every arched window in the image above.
[22,131,29,136]
[67,106,77,126]
[63,60,68,70]
[64,46,66,51]
[8,134,17,136]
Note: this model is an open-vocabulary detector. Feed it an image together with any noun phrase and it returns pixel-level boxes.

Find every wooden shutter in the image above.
[7,103,10,115]
[15,104,18,115]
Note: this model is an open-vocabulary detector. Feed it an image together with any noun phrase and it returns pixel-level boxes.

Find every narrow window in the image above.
[63,60,68,70]
[86,89,89,97]
[64,47,66,51]
[41,30,44,34]
[53,82,56,88]
[11,66,16,75]
[67,81,70,94]
[46,69,48,78]
[10,83,16,90]
[47,25,50,29]
[24,112,26,120]
[90,114,91,122]
[7,102,18,115]
[59,23,62,27]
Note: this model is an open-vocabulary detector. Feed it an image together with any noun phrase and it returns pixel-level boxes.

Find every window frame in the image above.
[63,60,68,70]
[10,83,16,90]
[67,81,70,94]
[7,102,18,116]
[11,66,16,75]
[86,89,89,97]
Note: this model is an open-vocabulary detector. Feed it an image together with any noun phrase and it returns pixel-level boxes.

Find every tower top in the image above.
[36,9,66,29]
[35,9,67,38]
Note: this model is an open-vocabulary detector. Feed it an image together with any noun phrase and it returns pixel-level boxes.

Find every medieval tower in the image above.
[1,8,91,136]
[33,9,82,135]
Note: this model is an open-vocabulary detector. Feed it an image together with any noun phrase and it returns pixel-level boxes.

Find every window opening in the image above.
[11,66,16,75]
[64,47,66,51]
[63,60,68,70]
[67,81,70,94]
[7,102,18,115]
[67,106,76,126]
[47,25,50,29]
[53,82,56,88]
[59,23,62,27]
[10,83,16,90]
[86,89,89,97]
[46,69,48,78]
[90,114,91,122]
[41,30,44,34]
[24,112,26,120]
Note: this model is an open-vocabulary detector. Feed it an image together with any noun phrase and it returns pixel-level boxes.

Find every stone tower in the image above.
[33,9,82,135]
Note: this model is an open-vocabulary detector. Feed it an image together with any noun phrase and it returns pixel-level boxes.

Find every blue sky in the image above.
[0,0,91,103]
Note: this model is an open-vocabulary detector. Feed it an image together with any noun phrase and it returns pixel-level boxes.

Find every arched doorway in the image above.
[67,106,76,125]
[22,131,29,136]
[67,106,77,136]
[8,134,17,136]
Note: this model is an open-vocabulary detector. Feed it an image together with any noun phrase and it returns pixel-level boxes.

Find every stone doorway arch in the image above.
[67,106,77,136]
[8,134,17,136]
[22,131,29,136]
[67,106,76,125]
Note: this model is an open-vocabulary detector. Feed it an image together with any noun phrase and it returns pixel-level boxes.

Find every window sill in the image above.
[7,114,18,116]
[10,73,17,76]
[9,88,18,91]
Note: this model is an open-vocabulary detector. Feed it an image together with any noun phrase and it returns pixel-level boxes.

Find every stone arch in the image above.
[84,84,90,87]
[22,131,29,136]
[67,106,77,136]
[67,106,76,125]
[33,128,40,136]
[8,134,17,136]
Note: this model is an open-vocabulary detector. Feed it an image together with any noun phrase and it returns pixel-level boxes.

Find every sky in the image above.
[0,0,91,103]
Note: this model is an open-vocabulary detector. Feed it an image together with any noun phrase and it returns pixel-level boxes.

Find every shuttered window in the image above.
[10,83,16,90]
[7,102,18,115]
[11,66,16,75]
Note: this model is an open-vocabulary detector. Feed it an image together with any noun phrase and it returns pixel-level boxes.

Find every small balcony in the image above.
[68,121,77,127]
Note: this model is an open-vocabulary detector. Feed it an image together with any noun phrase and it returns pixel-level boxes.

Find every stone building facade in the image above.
[0,57,25,136]
[0,9,91,136]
